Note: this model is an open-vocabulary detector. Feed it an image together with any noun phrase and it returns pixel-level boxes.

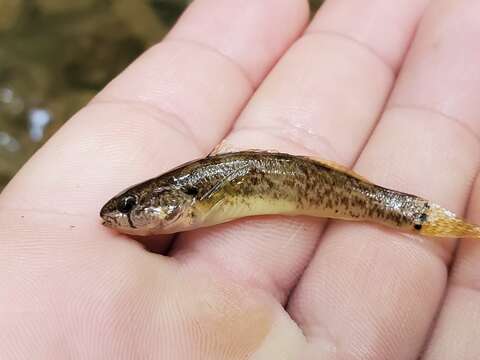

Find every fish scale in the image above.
[100,151,480,238]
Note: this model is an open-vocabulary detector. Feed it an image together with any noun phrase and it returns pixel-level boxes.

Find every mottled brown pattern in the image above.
[102,151,480,238]
[101,151,437,235]
[181,151,429,231]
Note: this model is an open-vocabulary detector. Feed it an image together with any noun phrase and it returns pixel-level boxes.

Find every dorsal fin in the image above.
[307,156,372,184]
[207,142,279,157]
[208,147,372,184]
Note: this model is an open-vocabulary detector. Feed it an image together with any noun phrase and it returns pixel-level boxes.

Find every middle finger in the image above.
[171,0,429,303]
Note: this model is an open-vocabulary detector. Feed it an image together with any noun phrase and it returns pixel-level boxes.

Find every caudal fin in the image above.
[420,203,480,239]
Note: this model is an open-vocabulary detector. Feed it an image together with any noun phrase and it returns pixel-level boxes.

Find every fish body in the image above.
[100,151,480,238]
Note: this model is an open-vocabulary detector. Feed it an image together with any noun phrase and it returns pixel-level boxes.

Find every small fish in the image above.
[100,151,480,238]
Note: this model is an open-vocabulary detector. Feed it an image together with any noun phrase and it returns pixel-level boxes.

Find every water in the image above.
[0,0,323,190]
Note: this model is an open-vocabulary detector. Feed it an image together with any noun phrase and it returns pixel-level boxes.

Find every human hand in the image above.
[2,0,480,359]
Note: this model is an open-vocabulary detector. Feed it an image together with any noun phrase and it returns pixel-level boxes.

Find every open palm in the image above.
[2,0,480,359]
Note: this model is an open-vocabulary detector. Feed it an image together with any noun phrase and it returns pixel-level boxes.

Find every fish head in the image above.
[100,180,197,235]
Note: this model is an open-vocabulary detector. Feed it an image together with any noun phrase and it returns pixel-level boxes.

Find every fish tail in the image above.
[421,203,480,239]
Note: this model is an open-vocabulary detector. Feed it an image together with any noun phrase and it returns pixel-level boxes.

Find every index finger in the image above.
[0,0,309,218]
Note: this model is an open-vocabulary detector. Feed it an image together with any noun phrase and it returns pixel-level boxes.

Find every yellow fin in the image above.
[208,143,279,157]
[421,203,480,239]
[209,147,372,183]
[307,156,372,184]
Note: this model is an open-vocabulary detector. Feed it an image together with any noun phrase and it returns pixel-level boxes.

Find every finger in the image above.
[424,188,480,360]
[419,4,480,357]
[0,0,308,244]
[289,0,480,358]
[0,1,310,356]
[171,0,428,303]
[167,0,308,86]
[0,212,306,359]
[0,0,309,305]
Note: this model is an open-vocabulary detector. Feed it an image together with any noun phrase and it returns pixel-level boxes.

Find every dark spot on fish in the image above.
[184,186,199,197]
[118,195,137,214]
[414,224,422,230]
[127,213,136,228]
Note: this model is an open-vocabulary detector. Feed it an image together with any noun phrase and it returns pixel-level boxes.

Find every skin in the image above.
[101,151,480,239]
[1,0,480,359]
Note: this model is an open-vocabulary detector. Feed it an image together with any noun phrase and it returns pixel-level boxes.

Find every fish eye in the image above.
[118,195,137,214]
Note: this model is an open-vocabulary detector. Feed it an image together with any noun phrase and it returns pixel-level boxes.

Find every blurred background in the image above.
[0,0,324,190]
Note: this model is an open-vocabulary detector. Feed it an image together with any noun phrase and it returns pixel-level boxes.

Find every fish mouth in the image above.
[100,212,136,232]
[101,218,113,228]
[102,220,112,227]
[101,213,116,228]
